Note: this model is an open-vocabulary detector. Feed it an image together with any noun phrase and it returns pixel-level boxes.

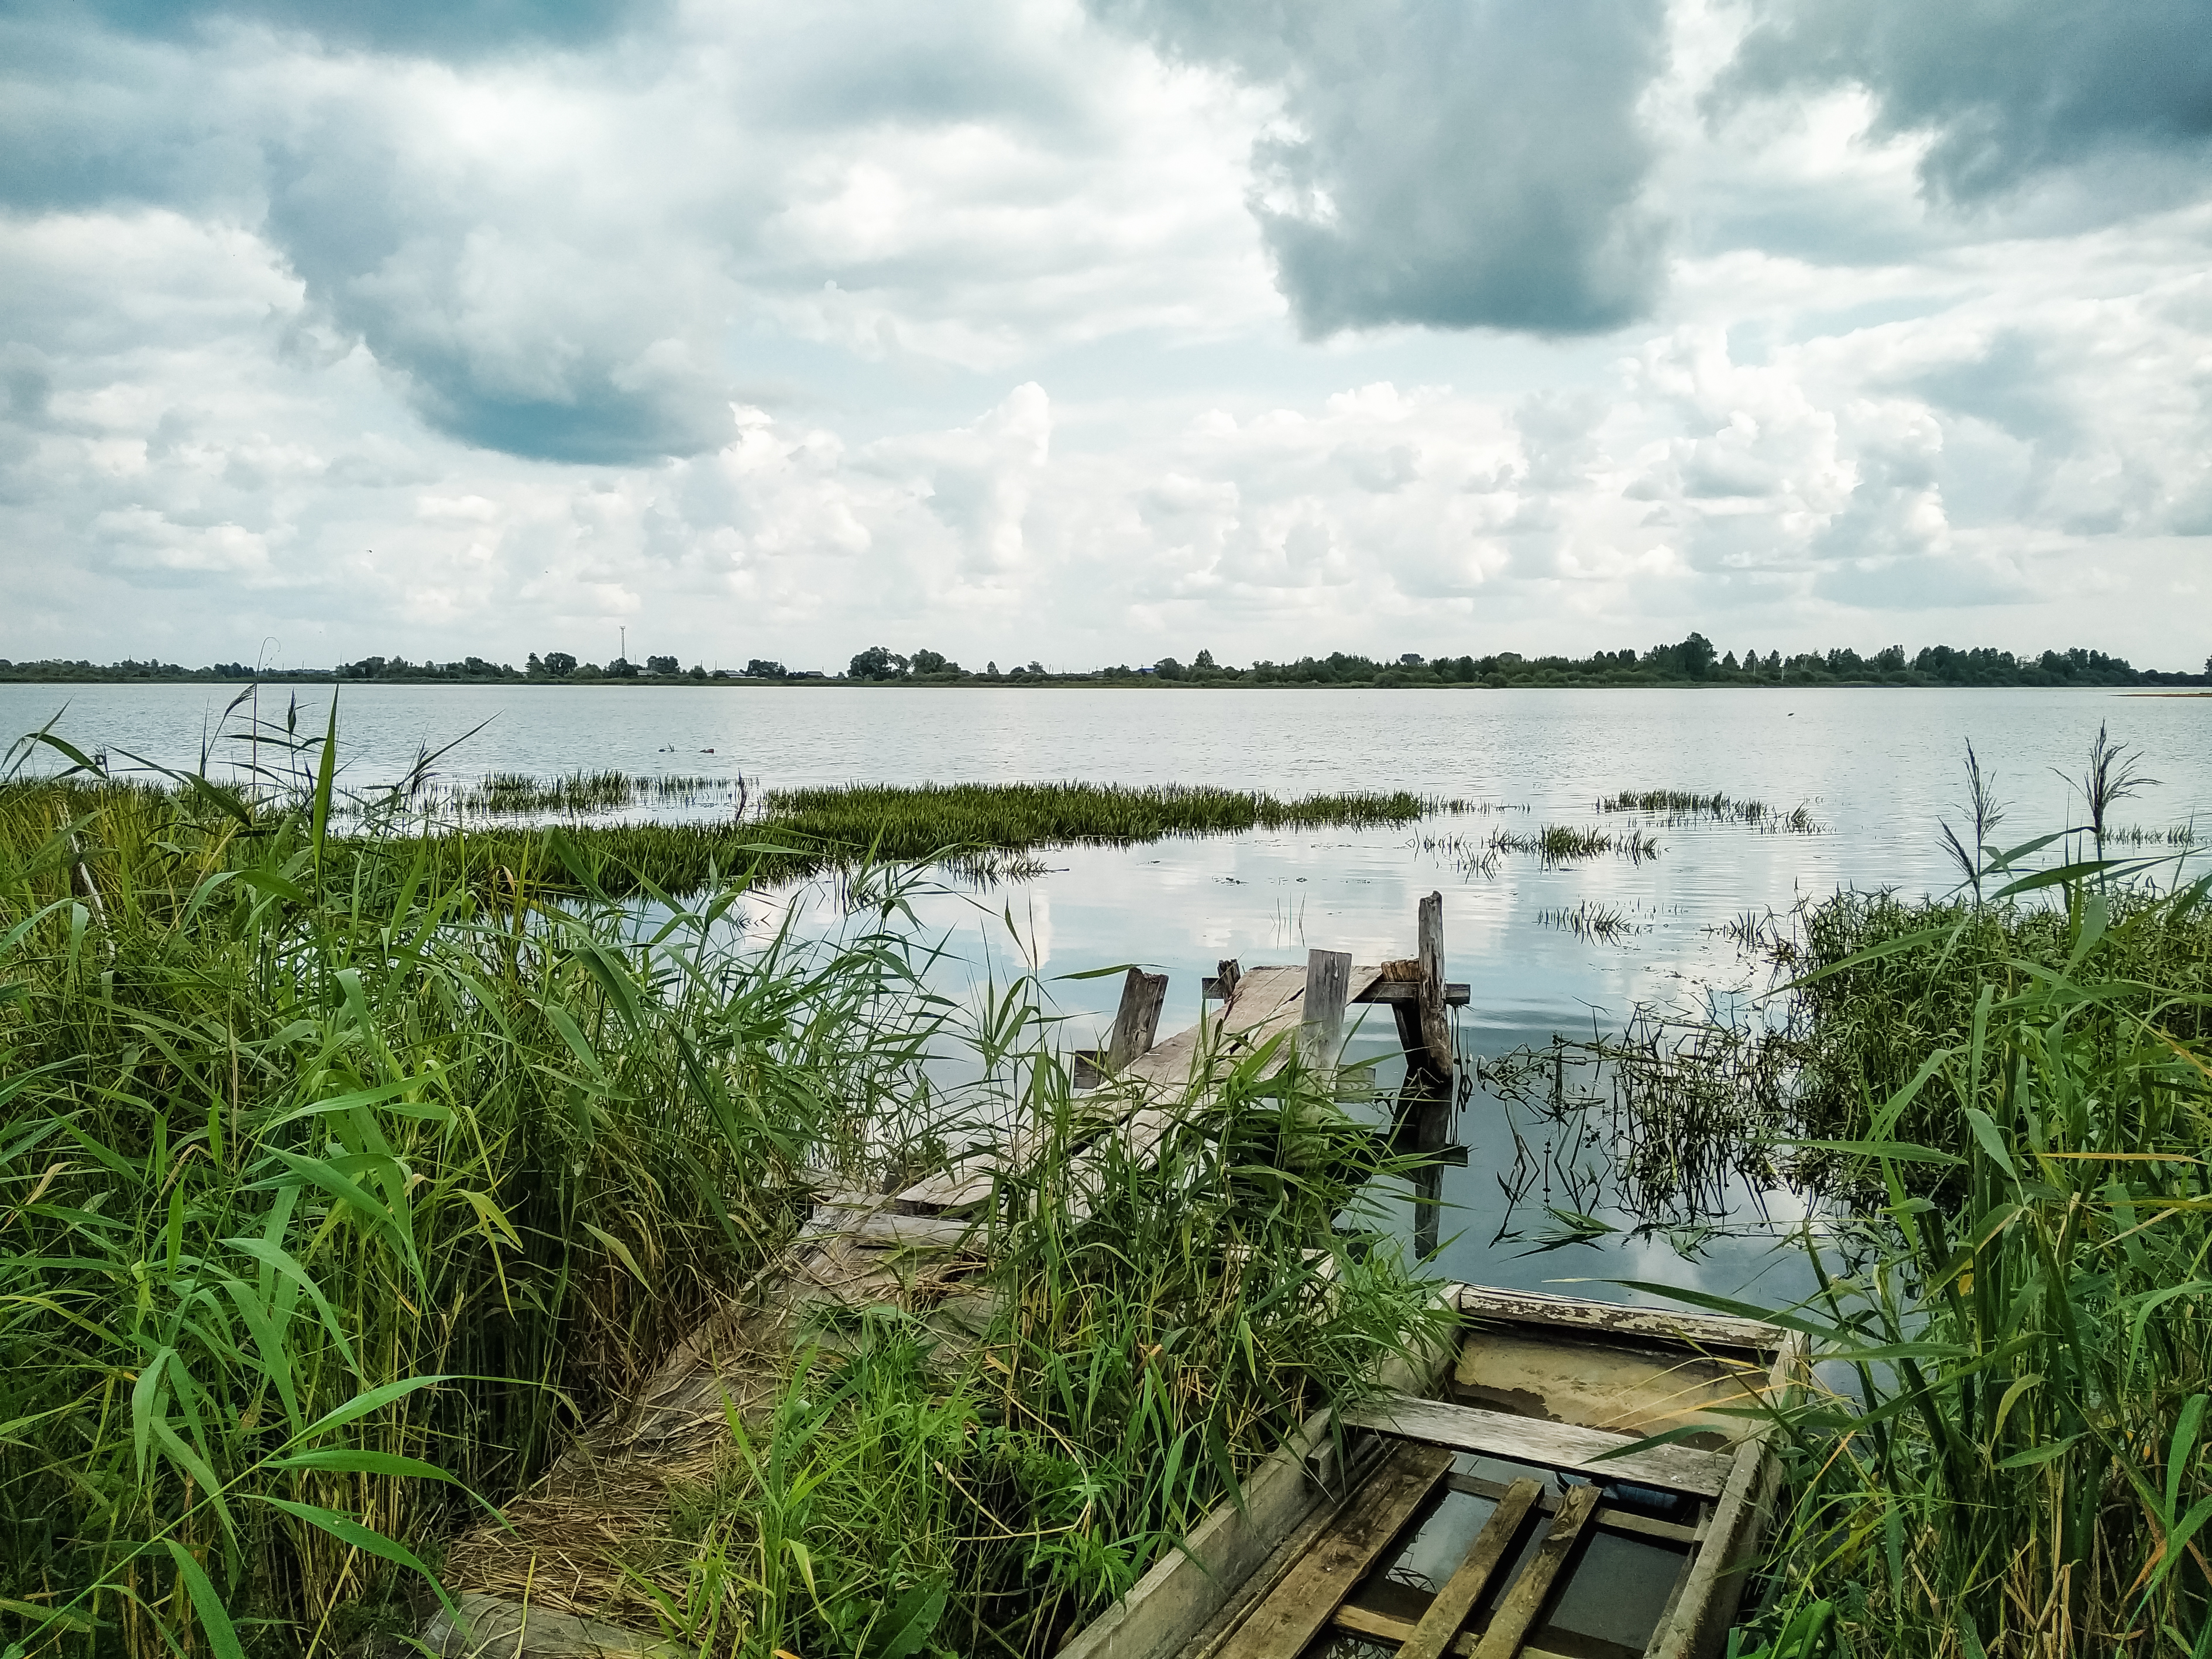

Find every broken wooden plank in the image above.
[1340,1393,1732,1499]
[1444,1471,1701,1547]
[844,1211,982,1251]
[1454,1284,1783,1354]
[1472,1481,1600,1659]
[1647,1329,1806,1659]
[1214,1438,1454,1659]
[1355,980,1472,1007]
[1398,1476,1543,1659]
[1300,949,1352,1070]
[1329,1604,1576,1659]
[1107,967,1170,1070]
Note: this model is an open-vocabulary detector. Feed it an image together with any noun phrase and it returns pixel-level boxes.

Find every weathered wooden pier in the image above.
[416,894,1792,1659]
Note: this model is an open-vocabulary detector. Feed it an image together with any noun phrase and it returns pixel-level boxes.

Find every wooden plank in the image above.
[895,1153,998,1214]
[1399,1477,1543,1659]
[846,1211,981,1251]
[1330,1603,1577,1659]
[1444,1472,1701,1547]
[1175,1437,1392,1659]
[1646,1330,1806,1659]
[1340,1393,1732,1499]
[1453,1284,1783,1355]
[1354,981,1471,1007]
[1472,1481,1600,1659]
[1059,1404,1345,1659]
[1300,949,1352,1070]
[1108,968,1171,1070]
[1417,891,1454,1080]
[1214,1439,1454,1659]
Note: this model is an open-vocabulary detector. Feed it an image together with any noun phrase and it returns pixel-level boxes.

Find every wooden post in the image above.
[1215,957,1242,1006]
[1106,967,1169,1071]
[1300,949,1351,1073]
[1416,891,1453,1082]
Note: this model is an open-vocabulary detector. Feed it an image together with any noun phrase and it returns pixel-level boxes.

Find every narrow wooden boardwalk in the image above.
[419,897,1465,1655]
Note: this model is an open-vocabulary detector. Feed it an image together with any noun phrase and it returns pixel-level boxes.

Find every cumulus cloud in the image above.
[4,0,2211,671]
[1720,0,2212,204]
[1091,0,1672,335]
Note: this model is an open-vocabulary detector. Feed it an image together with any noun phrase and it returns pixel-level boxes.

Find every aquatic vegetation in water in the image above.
[1534,899,1636,943]
[1599,788,1819,833]
[452,768,737,817]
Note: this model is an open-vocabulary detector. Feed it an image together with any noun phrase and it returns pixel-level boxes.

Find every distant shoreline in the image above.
[3,672,2205,693]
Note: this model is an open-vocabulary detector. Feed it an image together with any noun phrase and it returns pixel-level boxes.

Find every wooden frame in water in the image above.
[1061,1283,1805,1659]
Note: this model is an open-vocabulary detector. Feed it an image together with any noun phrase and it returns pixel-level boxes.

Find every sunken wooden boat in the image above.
[1063,1282,1805,1659]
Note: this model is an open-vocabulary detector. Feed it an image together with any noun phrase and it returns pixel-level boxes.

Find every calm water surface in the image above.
[8,682,2207,1308]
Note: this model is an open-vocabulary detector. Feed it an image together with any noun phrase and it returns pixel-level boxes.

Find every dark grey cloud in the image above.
[5,0,661,60]
[1722,1,2212,202]
[1090,0,1670,336]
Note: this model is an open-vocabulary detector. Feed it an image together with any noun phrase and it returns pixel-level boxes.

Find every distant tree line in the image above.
[2,636,2206,689]
[841,635,2208,689]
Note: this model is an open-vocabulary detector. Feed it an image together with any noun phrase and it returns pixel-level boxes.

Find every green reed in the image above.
[1687,877,2212,1659]
[0,723,1438,1657]
[0,736,946,1655]
[614,1032,1442,1658]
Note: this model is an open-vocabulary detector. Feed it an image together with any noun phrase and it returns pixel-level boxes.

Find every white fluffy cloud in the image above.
[1,0,2208,669]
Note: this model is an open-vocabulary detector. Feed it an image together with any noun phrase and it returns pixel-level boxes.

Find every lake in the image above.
[8,681,2207,1310]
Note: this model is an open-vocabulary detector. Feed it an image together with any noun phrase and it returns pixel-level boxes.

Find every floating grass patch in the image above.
[1599,788,1818,832]
[761,779,1430,853]
[1486,823,1659,865]
[453,769,735,816]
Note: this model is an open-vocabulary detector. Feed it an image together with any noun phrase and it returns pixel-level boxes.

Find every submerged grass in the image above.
[455,770,733,816]
[1600,788,1818,832]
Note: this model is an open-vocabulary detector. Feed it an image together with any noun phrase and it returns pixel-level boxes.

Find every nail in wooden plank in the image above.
[1214,1438,1454,1659]
[1397,1476,1543,1659]
[1472,1482,1600,1659]
[1300,948,1352,1071]
[1105,967,1169,1070]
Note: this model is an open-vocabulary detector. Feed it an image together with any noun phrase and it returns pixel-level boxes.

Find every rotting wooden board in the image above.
[1342,1392,1732,1499]
[891,960,1373,1220]
[1455,1328,1768,1443]
[1445,1470,1699,1547]
[1455,1284,1781,1355]
[1471,1482,1601,1659]
[1397,1476,1543,1659]
[1213,1439,1455,1659]
[1329,1603,1575,1659]
[842,1210,983,1251]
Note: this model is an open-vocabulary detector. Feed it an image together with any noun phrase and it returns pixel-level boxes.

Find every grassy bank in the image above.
[0,739,1431,1655]
[1709,873,2212,1659]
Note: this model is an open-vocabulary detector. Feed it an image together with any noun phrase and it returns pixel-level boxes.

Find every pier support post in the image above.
[1300,949,1351,1073]
[1105,967,1169,1072]
[1415,891,1454,1084]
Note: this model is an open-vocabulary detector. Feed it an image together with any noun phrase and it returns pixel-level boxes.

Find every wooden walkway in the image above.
[418,895,1466,1656]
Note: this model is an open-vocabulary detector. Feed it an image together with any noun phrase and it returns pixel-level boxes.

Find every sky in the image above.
[2,0,2209,674]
